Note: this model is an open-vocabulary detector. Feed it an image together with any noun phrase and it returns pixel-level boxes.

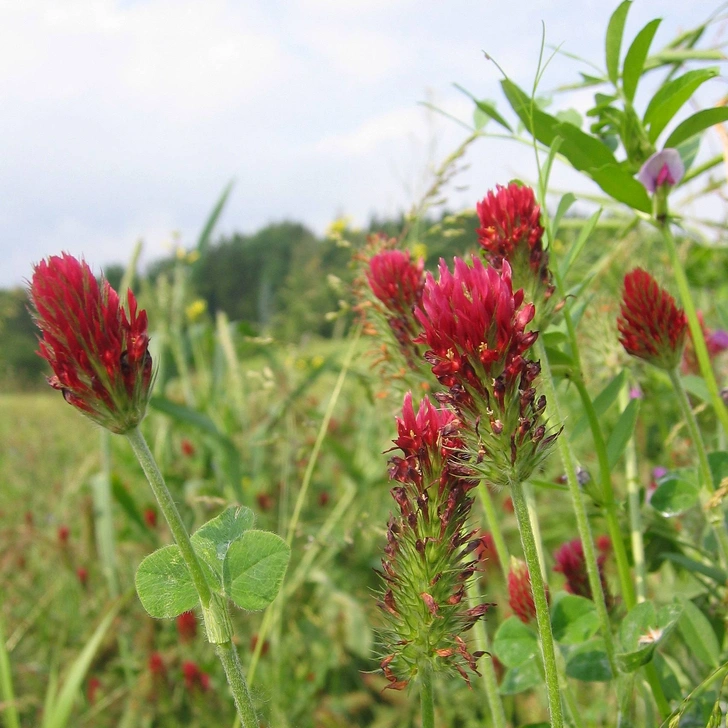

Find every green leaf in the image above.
[111,476,151,538]
[679,600,720,668]
[617,601,681,673]
[681,374,711,402]
[606,397,640,469]
[500,79,651,211]
[570,370,626,441]
[42,600,123,728]
[650,469,699,517]
[135,545,198,619]
[191,506,255,580]
[559,208,602,279]
[708,450,728,489]
[644,68,720,142]
[665,108,728,149]
[196,181,234,255]
[454,84,512,132]
[226,530,291,611]
[661,553,727,585]
[565,641,613,681]
[606,1,632,84]
[551,593,600,645]
[493,616,539,668]
[622,18,662,102]
[500,660,542,695]
[552,192,577,236]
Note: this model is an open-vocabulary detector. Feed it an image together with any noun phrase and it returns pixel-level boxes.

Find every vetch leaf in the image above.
[552,192,577,236]
[681,375,711,402]
[454,84,512,132]
[665,108,728,149]
[493,616,539,668]
[135,545,198,619]
[565,640,613,681]
[650,469,699,517]
[617,601,681,673]
[606,0,632,84]
[500,660,542,695]
[227,530,291,611]
[606,397,640,469]
[559,208,602,280]
[623,18,662,102]
[191,505,255,580]
[661,553,727,585]
[678,600,720,668]
[644,68,720,142]
[551,593,600,645]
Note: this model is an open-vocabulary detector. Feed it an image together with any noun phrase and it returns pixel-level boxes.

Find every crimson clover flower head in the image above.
[476,183,554,309]
[379,393,490,690]
[637,149,684,194]
[508,557,538,624]
[618,268,687,370]
[29,253,153,433]
[553,538,611,607]
[367,249,425,317]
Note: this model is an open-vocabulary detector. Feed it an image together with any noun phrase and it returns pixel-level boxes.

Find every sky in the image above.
[1,1,725,288]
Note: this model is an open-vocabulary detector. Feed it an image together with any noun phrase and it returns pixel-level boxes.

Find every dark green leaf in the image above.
[135,545,198,619]
[679,600,720,668]
[644,68,720,143]
[493,616,539,668]
[665,108,728,149]
[606,1,632,84]
[566,641,613,681]
[650,470,699,516]
[606,397,640,468]
[551,593,600,645]
[227,530,290,611]
[661,553,727,585]
[622,18,662,102]
[617,601,681,673]
[570,370,626,441]
[500,660,542,695]
[708,451,728,490]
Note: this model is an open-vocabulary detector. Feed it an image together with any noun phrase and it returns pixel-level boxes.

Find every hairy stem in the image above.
[419,662,435,728]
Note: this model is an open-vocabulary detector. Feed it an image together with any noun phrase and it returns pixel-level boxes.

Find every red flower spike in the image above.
[143,507,157,529]
[87,676,101,704]
[58,525,70,546]
[618,268,687,371]
[76,567,89,587]
[29,253,153,433]
[476,183,554,308]
[176,610,197,641]
[553,539,611,607]
[148,651,166,676]
[367,250,425,317]
[507,558,541,624]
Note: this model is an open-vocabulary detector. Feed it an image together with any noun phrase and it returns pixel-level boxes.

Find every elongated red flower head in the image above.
[29,253,153,433]
[553,539,611,607]
[618,268,687,370]
[415,256,536,394]
[367,250,425,317]
[508,558,537,624]
[476,183,544,260]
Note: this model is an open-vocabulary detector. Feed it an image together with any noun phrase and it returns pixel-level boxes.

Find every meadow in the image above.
[4,3,728,727]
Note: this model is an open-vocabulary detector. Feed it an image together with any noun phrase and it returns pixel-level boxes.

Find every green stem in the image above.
[510,478,564,728]
[0,604,19,728]
[125,426,212,608]
[525,482,547,580]
[554,266,636,610]
[419,662,435,728]
[619,387,647,603]
[535,337,618,678]
[469,582,508,728]
[126,426,259,726]
[661,222,728,436]
[476,486,511,583]
[668,368,728,566]
[216,642,259,728]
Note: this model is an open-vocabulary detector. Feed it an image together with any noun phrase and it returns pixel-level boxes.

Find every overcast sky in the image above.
[1,1,724,288]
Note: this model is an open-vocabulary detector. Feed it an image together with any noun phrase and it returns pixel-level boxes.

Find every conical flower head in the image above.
[507,557,538,624]
[618,268,687,371]
[367,249,425,318]
[476,183,554,310]
[379,393,490,689]
[553,538,611,607]
[29,253,153,433]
